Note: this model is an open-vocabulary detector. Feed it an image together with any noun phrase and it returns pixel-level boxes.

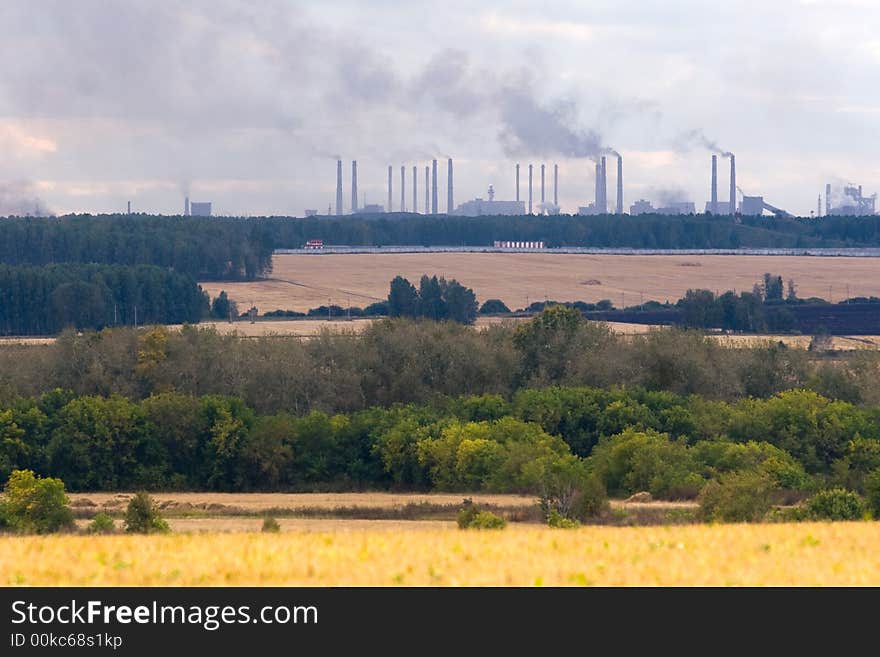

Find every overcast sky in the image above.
[2,0,879,217]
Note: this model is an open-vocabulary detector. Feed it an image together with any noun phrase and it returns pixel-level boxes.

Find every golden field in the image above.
[3,522,879,586]
[201,253,880,313]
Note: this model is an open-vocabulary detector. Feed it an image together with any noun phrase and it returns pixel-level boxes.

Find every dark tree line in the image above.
[0,215,274,280]
[261,213,880,249]
[0,264,209,335]
[388,275,478,323]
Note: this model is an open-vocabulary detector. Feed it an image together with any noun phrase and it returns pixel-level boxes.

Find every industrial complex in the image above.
[323,154,876,220]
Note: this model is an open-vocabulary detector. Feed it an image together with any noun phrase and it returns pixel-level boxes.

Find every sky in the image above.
[2,0,879,217]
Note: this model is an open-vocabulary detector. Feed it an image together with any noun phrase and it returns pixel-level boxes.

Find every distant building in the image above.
[304,239,324,249]
[358,204,384,214]
[190,202,212,217]
[656,202,696,215]
[827,184,876,216]
[740,196,765,216]
[578,202,603,215]
[304,209,318,217]
[494,240,545,249]
[453,198,525,216]
[629,199,654,215]
[704,201,732,214]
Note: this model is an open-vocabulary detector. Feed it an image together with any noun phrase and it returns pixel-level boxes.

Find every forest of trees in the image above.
[4,214,880,276]
[0,215,274,280]
[262,213,880,249]
[1,309,878,414]
[0,264,209,335]
[0,385,876,498]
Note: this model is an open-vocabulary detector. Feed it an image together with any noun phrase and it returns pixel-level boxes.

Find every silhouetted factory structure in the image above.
[323,154,875,219]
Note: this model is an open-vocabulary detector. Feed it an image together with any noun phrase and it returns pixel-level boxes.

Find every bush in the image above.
[536,455,608,522]
[697,469,777,523]
[803,488,865,521]
[0,469,74,534]
[546,510,579,528]
[124,492,170,534]
[866,469,880,518]
[456,498,479,528]
[262,516,281,533]
[87,512,116,534]
[457,499,506,529]
[468,511,507,529]
[479,299,511,314]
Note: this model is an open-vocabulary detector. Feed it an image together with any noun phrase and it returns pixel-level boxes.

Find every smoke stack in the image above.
[540,164,545,206]
[185,196,190,216]
[818,194,822,219]
[616,155,623,215]
[127,201,131,215]
[387,165,393,212]
[711,155,718,214]
[554,164,558,208]
[600,156,607,213]
[729,154,736,216]
[431,159,438,214]
[351,161,358,213]
[515,164,520,202]
[336,160,343,216]
[401,166,406,212]
[528,164,533,214]
[595,162,600,209]
[413,166,418,213]
[826,183,831,215]
[425,166,429,214]
[447,158,453,214]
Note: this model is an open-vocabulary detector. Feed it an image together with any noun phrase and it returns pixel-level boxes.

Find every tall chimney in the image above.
[540,164,545,207]
[515,164,520,202]
[729,154,736,216]
[528,164,533,214]
[335,159,343,215]
[595,162,600,209]
[413,166,418,213]
[387,165,393,212]
[127,201,131,215]
[425,166,430,214]
[554,164,558,207]
[600,156,607,213]
[711,155,718,214]
[400,166,406,212]
[817,194,822,218]
[351,161,358,213]
[447,158,453,214]
[616,155,623,215]
[826,183,831,215]
[185,197,190,216]
[431,159,438,214]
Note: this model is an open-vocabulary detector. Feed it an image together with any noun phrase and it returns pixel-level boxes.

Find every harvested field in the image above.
[4,522,878,586]
[201,253,880,314]
[68,492,539,513]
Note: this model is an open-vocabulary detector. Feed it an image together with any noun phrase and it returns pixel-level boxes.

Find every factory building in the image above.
[826,184,876,216]
[629,199,654,215]
[190,202,212,216]
[704,201,733,214]
[656,202,696,215]
[453,184,525,216]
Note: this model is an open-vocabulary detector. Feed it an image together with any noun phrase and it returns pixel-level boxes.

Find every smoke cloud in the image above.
[0,180,51,216]
[677,129,732,157]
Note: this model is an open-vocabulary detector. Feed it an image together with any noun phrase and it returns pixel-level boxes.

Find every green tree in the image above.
[479,299,511,314]
[123,492,169,533]
[442,279,478,324]
[387,276,419,318]
[418,275,446,320]
[0,469,74,534]
[211,291,238,320]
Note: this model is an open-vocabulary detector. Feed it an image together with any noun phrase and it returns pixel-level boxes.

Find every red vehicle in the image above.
[304,239,324,250]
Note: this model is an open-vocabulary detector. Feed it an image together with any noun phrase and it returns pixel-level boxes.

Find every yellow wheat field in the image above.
[2,522,879,586]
